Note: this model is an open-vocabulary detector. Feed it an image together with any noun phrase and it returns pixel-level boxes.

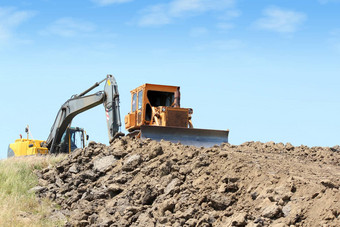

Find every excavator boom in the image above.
[8,75,122,157]
[47,74,122,153]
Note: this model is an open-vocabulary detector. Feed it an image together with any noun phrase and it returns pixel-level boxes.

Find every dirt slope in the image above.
[35,138,340,226]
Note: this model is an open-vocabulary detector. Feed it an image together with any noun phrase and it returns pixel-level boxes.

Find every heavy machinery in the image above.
[7,74,122,157]
[125,83,229,147]
[7,125,49,157]
[7,126,87,157]
[8,76,228,158]
[58,126,88,153]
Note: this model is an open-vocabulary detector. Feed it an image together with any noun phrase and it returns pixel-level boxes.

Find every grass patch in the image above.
[0,155,67,227]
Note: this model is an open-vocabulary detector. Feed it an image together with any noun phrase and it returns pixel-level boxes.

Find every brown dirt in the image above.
[35,138,340,226]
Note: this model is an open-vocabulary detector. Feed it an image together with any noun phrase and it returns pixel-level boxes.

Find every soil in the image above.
[35,138,340,227]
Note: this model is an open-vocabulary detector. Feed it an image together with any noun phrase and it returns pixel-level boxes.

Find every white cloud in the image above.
[216,22,234,30]
[189,27,208,37]
[169,0,234,16]
[254,6,306,33]
[91,0,133,6]
[138,0,235,27]
[0,7,35,43]
[219,9,241,20]
[139,5,172,27]
[215,10,240,32]
[41,18,95,37]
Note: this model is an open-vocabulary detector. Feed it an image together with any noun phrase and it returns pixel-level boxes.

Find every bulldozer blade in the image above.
[140,125,229,147]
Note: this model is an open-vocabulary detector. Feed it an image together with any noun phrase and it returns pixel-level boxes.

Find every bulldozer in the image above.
[7,75,123,157]
[8,76,229,158]
[125,83,229,147]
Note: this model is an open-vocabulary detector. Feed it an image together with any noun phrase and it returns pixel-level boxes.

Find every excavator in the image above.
[8,76,229,158]
[125,83,229,147]
[7,125,88,157]
[7,74,122,157]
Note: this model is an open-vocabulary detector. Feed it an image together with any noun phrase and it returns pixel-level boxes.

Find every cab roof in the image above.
[130,83,179,94]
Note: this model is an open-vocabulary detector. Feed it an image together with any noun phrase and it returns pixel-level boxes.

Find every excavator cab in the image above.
[7,126,88,157]
[125,84,229,147]
[59,127,88,153]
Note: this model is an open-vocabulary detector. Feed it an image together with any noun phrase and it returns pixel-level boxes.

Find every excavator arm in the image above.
[46,75,122,153]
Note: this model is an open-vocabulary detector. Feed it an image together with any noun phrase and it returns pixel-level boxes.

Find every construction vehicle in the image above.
[125,84,229,147]
[8,76,228,158]
[7,75,123,157]
[7,125,87,157]
[58,126,88,153]
[7,125,49,157]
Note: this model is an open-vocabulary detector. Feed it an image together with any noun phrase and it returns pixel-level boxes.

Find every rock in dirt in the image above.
[93,155,116,173]
[35,138,340,227]
[122,154,142,172]
[29,186,46,194]
[262,204,282,219]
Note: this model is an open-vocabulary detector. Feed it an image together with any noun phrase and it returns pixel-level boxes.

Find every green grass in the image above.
[0,155,67,227]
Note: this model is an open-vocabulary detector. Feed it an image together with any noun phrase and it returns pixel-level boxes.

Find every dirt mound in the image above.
[35,138,340,226]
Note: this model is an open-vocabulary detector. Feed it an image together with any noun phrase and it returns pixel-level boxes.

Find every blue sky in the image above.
[1,0,339,159]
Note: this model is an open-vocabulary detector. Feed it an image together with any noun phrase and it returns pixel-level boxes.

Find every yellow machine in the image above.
[7,75,122,158]
[125,84,193,129]
[8,139,48,157]
[7,126,87,158]
[7,125,48,157]
[8,78,228,158]
[125,84,229,147]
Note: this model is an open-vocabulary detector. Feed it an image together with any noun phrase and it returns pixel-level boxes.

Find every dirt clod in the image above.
[35,138,340,226]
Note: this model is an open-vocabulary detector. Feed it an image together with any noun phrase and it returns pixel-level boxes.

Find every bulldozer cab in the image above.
[125,84,190,131]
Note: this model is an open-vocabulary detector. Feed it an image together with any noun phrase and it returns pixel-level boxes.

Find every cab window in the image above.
[147,91,174,107]
[132,93,137,112]
[138,90,143,110]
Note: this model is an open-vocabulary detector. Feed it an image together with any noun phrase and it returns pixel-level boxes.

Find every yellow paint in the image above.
[107,79,111,86]
[125,83,191,131]
[68,131,71,154]
[9,139,48,157]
